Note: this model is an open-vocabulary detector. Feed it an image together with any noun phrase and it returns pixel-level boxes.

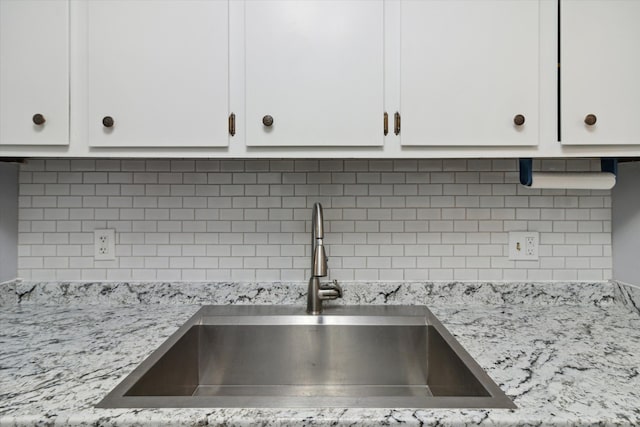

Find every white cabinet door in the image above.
[561,0,640,145]
[400,0,540,146]
[87,0,229,148]
[244,0,384,147]
[0,0,69,146]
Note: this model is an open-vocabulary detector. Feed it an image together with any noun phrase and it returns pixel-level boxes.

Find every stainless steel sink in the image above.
[97,306,515,408]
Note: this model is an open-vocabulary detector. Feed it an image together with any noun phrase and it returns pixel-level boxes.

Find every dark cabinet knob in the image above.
[584,114,597,126]
[32,114,46,125]
[102,116,114,128]
[513,114,525,126]
[262,115,274,127]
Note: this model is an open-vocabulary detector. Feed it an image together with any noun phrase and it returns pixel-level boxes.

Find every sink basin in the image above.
[98,306,515,408]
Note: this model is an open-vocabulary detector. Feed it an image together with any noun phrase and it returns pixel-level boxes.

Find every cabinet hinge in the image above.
[394,112,401,136]
[383,112,388,136]
[228,113,236,136]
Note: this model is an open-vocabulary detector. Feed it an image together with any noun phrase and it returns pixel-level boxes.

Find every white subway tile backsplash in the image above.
[15,159,612,282]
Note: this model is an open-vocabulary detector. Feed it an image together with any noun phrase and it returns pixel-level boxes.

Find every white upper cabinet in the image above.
[561,0,640,145]
[87,0,229,148]
[6,0,640,157]
[0,0,69,146]
[244,0,384,147]
[399,0,540,146]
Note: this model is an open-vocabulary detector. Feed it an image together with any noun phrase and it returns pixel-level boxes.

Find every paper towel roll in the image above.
[529,172,616,189]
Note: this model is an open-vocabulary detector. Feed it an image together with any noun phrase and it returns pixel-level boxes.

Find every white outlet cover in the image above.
[508,231,539,261]
[94,229,116,261]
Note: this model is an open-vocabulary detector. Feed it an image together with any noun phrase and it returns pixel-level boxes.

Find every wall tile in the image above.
[15,159,612,282]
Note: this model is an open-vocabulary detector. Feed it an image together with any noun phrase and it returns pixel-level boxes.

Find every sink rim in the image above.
[97,305,516,409]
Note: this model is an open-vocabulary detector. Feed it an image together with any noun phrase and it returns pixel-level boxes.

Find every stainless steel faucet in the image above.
[307,203,343,314]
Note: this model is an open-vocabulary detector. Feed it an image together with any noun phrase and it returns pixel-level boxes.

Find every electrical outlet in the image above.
[94,229,116,261]
[525,236,537,257]
[508,231,539,261]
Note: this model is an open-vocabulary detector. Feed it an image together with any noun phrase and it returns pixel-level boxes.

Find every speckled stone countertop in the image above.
[0,280,639,426]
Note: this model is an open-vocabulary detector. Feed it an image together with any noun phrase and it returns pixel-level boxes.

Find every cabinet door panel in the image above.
[0,0,69,146]
[88,0,229,148]
[245,0,384,147]
[561,0,640,145]
[400,0,540,146]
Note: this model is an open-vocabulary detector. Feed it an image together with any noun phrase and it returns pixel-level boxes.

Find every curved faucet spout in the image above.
[312,244,327,277]
[312,203,324,240]
[311,203,327,277]
[307,203,343,314]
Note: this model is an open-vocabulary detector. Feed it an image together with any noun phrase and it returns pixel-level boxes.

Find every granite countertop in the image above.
[0,280,639,426]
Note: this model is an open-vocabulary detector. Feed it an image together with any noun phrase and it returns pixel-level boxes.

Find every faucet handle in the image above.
[320,280,343,297]
[317,279,343,301]
[332,280,343,297]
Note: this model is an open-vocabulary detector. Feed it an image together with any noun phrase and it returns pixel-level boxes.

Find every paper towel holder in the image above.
[519,158,618,187]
